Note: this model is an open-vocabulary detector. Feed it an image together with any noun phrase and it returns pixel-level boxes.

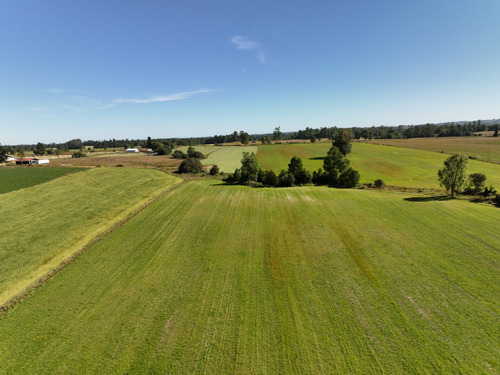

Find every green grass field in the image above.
[367,136,500,163]
[0,168,181,307]
[0,166,86,194]
[1,179,498,374]
[257,142,500,189]
[179,145,258,172]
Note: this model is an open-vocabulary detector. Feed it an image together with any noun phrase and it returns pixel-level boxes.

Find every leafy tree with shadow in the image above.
[240,152,259,183]
[437,154,468,197]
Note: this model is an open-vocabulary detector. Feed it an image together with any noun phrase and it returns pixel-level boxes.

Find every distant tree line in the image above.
[4,119,498,155]
[291,121,499,141]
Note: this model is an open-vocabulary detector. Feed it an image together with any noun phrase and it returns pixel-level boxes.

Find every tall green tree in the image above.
[239,131,250,146]
[319,146,359,187]
[273,126,282,143]
[332,129,354,156]
[240,152,259,183]
[438,154,468,197]
[34,142,46,156]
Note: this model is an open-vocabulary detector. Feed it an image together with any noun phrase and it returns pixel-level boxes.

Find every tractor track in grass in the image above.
[0,179,185,315]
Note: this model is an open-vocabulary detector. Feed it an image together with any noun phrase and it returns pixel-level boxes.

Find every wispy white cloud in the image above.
[53,89,214,112]
[231,35,266,64]
[113,89,214,104]
[28,107,45,112]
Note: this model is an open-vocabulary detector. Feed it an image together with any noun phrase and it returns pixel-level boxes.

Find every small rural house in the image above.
[126,148,139,153]
[15,157,49,165]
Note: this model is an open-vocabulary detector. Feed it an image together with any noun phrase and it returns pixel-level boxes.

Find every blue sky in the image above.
[1,0,499,145]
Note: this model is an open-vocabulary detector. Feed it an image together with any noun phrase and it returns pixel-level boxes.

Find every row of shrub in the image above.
[223,146,360,188]
[173,146,205,160]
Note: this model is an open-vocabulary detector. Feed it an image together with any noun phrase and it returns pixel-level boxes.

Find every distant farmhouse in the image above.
[15,157,50,165]
[126,148,139,153]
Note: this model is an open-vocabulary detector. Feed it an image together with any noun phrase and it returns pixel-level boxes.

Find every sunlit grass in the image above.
[1,180,498,373]
[0,168,181,306]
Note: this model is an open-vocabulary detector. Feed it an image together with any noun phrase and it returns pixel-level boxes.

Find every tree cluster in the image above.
[290,120,499,141]
[224,152,311,187]
[438,154,496,198]
[312,146,359,188]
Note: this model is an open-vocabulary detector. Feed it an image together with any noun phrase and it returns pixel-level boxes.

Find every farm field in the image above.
[367,136,500,163]
[0,166,85,194]
[1,179,498,373]
[0,168,181,307]
[257,142,500,189]
[53,154,182,172]
[179,145,258,172]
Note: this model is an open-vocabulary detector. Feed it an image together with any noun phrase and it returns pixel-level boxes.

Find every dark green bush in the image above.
[172,150,187,159]
[178,158,202,173]
[209,165,220,175]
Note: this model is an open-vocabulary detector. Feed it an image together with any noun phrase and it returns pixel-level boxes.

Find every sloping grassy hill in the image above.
[1,180,498,374]
[257,142,500,188]
[0,168,181,307]
[367,136,500,163]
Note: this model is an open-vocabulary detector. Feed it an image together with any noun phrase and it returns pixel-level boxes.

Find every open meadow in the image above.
[0,179,498,373]
[367,136,500,163]
[179,145,259,172]
[257,142,500,189]
[0,168,181,308]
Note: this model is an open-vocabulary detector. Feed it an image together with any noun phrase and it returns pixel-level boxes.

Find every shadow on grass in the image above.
[309,156,325,160]
[404,195,452,202]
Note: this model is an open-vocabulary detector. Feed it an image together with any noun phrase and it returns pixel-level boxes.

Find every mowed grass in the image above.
[179,145,258,172]
[0,168,181,307]
[257,142,500,189]
[367,136,500,163]
[0,166,85,194]
[1,180,498,374]
[257,142,331,172]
